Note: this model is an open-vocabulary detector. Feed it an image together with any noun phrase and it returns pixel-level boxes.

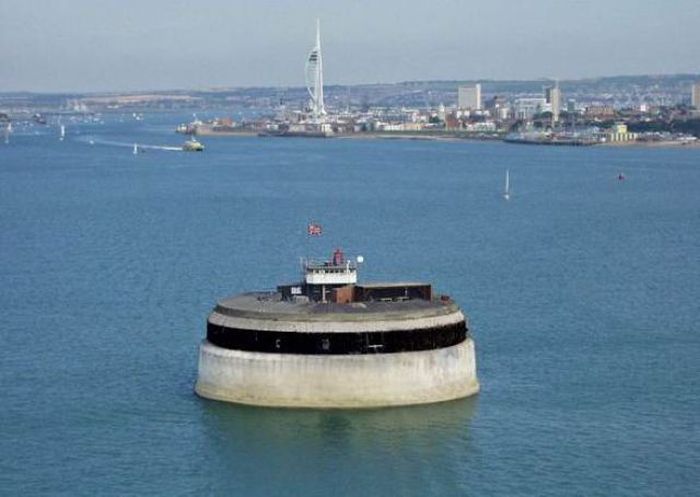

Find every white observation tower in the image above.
[305,19,326,121]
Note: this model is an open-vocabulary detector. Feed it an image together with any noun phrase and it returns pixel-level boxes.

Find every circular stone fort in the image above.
[195,249,479,408]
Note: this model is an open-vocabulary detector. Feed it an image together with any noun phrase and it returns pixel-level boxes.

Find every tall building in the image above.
[513,97,546,119]
[485,96,510,120]
[458,84,481,110]
[545,82,561,124]
[305,19,326,120]
[692,82,700,109]
[437,103,446,121]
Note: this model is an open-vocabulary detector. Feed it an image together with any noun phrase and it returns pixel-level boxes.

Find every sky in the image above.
[1,0,699,93]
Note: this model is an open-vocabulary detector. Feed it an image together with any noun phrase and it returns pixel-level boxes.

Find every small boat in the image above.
[618,172,625,181]
[133,143,139,155]
[182,138,204,152]
[59,124,66,141]
[503,169,511,200]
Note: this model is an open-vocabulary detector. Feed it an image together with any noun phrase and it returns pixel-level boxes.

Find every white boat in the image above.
[59,124,66,141]
[133,143,139,155]
[182,138,204,152]
[503,169,511,200]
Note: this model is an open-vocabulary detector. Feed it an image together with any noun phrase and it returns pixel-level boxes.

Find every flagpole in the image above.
[305,221,322,279]
[305,222,310,276]
[303,221,310,281]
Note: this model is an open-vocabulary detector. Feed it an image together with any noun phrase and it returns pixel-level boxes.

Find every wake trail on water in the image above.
[76,135,182,152]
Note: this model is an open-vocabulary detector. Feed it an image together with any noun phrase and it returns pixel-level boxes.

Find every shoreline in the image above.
[339,133,700,148]
[188,128,700,148]
[192,129,259,137]
[599,140,700,149]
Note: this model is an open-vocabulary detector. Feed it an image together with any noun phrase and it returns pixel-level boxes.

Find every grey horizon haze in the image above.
[1,0,699,93]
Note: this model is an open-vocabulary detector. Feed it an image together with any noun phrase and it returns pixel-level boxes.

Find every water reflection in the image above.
[197,397,478,496]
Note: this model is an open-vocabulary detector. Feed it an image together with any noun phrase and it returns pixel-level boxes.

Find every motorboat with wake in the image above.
[182,138,204,152]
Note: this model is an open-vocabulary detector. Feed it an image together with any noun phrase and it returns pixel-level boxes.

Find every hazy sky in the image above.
[1,0,699,92]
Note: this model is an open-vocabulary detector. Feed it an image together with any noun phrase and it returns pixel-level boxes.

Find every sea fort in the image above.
[195,248,479,407]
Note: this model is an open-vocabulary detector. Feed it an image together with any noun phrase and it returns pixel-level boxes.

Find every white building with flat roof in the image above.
[514,97,547,120]
[458,84,481,110]
[692,82,700,109]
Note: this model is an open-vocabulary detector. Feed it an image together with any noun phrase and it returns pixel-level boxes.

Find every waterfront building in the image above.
[513,97,546,120]
[607,123,638,143]
[378,122,423,132]
[497,107,511,120]
[437,103,446,121]
[464,121,497,132]
[445,113,460,130]
[692,82,700,109]
[458,84,481,110]
[484,96,510,121]
[585,105,616,118]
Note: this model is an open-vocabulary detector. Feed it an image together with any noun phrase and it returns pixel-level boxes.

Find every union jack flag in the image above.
[307,223,322,236]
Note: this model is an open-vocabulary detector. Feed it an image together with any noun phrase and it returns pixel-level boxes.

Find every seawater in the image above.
[1,115,698,496]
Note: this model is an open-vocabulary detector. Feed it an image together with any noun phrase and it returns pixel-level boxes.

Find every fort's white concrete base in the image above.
[195,339,479,408]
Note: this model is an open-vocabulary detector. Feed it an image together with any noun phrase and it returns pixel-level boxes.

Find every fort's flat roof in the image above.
[213,291,459,322]
[355,282,430,289]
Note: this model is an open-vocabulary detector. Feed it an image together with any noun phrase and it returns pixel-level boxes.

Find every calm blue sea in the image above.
[1,114,698,496]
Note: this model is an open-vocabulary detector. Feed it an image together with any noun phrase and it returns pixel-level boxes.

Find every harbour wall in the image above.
[195,338,479,408]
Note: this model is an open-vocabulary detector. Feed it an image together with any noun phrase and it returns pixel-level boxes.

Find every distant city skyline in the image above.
[1,0,699,93]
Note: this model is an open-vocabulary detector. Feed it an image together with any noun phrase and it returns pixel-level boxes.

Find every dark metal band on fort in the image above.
[206,321,468,355]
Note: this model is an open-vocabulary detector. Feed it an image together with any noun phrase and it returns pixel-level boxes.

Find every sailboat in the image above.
[3,122,11,144]
[59,124,66,141]
[133,143,139,155]
[503,169,511,200]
